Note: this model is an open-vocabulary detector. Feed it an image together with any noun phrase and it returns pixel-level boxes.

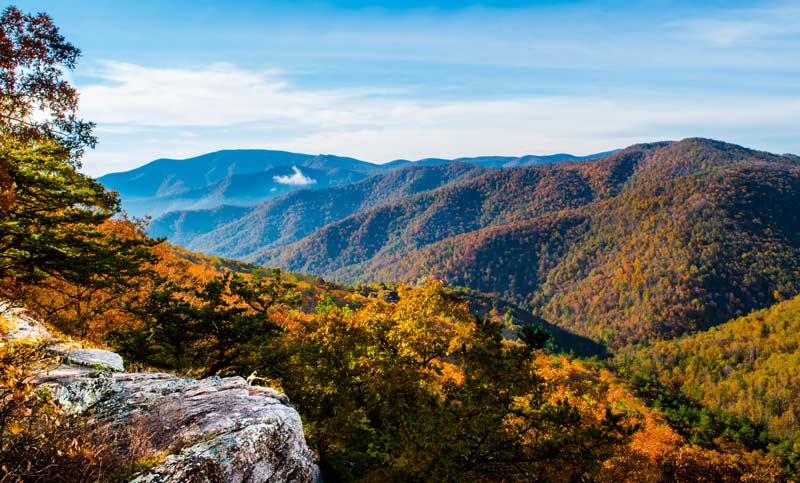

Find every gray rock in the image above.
[41,369,317,483]
[64,348,125,372]
[8,302,317,482]
[0,302,51,341]
[39,366,119,415]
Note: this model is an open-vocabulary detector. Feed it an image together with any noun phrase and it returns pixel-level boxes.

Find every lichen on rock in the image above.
[37,367,318,482]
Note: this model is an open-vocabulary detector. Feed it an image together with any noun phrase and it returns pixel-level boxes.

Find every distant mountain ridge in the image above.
[101,148,616,217]
[99,150,384,217]
[148,162,489,257]
[382,150,618,169]
[102,138,800,352]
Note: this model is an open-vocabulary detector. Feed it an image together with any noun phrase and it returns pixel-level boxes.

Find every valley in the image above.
[102,137,800,479]
[4,3,800,481]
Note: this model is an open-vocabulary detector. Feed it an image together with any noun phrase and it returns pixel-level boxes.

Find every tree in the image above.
[0,6,157,316]
[271,281,635,482]
[0,5,94,158]
[113,268,300,377]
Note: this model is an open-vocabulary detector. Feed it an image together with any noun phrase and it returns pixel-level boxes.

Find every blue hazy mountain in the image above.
[101,148,618,218]
[147,162,488,257]
[99,149,385,217]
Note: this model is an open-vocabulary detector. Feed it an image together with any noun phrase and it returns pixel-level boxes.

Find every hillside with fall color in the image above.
[257,139,800,348]
[5,5,800,481]
[620,293,800,442]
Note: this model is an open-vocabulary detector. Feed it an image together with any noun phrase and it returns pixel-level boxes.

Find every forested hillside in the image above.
[6,4,800,481]
[620,293,800,441]
[258,139,800,348]
[255,143,653,274]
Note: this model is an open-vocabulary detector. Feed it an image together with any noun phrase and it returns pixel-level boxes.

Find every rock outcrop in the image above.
[1,304,318,483]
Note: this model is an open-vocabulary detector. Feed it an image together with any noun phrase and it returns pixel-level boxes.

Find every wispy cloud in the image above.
[674,3,800,47]
[79,61,370,127]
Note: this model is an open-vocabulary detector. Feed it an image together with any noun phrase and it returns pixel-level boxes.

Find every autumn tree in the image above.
[113,268,300,377]
[270,281,635,482]
[0,6,158,331]
[0,6,94,156]
[0,8,160,478]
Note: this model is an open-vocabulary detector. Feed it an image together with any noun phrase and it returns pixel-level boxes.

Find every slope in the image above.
[149,163,488,257]
[254,142,658,277]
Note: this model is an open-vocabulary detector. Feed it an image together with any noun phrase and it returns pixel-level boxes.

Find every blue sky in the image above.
[16,0,800,175]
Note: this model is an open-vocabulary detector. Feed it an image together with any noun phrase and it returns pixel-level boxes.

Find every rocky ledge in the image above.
[2,304,318,483]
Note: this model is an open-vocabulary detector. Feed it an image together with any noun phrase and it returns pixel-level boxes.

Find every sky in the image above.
[15,0,800,176]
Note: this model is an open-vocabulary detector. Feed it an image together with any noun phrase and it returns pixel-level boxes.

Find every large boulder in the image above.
[40,368,317,482]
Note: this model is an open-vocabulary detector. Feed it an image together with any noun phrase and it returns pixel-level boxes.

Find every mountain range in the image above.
[96,137,800,475]
[148,162,489,257]
[100,149,615,218]
[117,138,800,352]
[259,139,800,349]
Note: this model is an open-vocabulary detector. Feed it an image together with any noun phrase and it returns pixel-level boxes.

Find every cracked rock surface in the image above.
[40,369,317,482]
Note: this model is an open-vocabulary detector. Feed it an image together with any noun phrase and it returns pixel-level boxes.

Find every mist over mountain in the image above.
[102,148,616,218]
[99,149,384,217]
[148,162,488,257]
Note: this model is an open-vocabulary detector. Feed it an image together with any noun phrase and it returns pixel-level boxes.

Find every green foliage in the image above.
[621,294,800,440]
[0,139,157,301]
[113,268,298,377]
[628,374,773,450]
[0,5,157,326]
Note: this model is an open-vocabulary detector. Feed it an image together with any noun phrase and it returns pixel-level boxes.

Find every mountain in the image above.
[382,150,618,169]
[254,142,659,277]
[99,149,384,217]
[102,148,616,218]
[255,138,800,349]
[148,163,488,256]
[109,138,800,351]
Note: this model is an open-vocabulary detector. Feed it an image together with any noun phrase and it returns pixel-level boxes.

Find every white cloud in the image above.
[273,167,316,186]
[79,61,368,127]
[78,61,800,176]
